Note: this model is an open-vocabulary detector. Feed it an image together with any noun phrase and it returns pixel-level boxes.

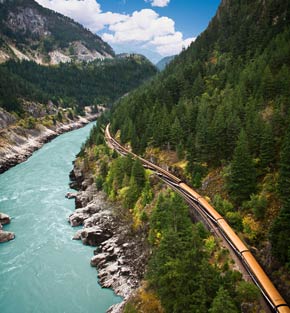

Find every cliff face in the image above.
[0,0,114,64]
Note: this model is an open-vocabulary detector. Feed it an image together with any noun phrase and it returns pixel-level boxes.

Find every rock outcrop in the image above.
[0,230,15,243]
[0,0,114,65]
[0,212,11,225]
[68,164,150,313]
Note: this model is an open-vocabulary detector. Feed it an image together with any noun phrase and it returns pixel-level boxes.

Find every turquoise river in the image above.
[0,123,122,313]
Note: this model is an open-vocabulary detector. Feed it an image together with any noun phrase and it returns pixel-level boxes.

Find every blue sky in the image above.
[36,0,220,63]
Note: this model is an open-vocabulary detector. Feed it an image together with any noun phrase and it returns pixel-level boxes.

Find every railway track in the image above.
[104,123,290,313]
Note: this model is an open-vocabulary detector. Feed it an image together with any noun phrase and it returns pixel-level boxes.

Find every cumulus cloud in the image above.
[146,0,170,7]
[35,0,194,58]
[103,9,175,43]
[35,0,127,32]
[103,9,195,56]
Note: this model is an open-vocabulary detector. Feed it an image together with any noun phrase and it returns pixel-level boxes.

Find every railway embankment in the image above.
[67,160,150,313]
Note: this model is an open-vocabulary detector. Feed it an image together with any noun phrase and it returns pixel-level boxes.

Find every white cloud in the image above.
[35,0,194,59]
[103,9,195,56]
[150,32,195,55]
[35,0,128,32]
[103,9,175,43]
[146,0,170,7]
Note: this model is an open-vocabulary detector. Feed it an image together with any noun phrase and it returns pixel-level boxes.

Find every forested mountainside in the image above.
[75,0,290,311]
[0,55,157,117]
[0,0,113,64]
[0,0,157,124]
[110,0,290,264]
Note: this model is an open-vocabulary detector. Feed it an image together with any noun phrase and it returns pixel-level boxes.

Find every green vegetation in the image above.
[0,56,157,116]
[76,114,262,312]
[227,129,256,205]
[270,124,290,265]
[108,0,290,272]
[69,0,290,310]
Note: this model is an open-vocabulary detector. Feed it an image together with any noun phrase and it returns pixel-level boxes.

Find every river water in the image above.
[0,123,122,313]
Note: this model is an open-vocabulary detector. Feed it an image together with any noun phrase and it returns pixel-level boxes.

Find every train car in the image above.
[179,182,223,221]
[277,304,290,313]
[179,182,202,201]
[217,218,249,253]
[198,196,224,222]
[241,251,290,313]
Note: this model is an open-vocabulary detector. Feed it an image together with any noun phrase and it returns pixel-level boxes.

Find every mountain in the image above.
[0,0,157,117]
[0,55,157,116]
[0,0,114,64]
[155,55,176,71]
[105,0,290,306]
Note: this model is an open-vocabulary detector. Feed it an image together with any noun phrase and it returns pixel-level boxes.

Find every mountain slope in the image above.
[108,0,290,302]
[0,54,157,117]
[0,0,114,64]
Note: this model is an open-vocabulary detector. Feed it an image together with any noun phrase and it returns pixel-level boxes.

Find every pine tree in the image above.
[278,125,290,207]
[259,123,275,170]
[131,159,146,191]
[262,65,275,100]
[209,287,239,313]
[228,129,256,205]
[170,117,183,150]
[270,124,290,263]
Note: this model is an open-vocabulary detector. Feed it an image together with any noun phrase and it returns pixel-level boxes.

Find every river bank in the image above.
[68,160,150,313]
[0,111,99,174]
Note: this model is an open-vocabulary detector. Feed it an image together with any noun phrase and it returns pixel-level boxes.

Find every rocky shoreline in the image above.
[67,162,150,313]
[0,112,99,174]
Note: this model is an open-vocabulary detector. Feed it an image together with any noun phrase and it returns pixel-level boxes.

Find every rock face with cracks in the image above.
[68,163,150,313]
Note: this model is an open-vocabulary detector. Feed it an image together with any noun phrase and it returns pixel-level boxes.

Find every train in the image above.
[104,124,290,313]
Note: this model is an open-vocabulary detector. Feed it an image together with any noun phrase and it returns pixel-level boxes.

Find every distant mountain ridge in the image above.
[0,0,114,64]
[155,55,176,71]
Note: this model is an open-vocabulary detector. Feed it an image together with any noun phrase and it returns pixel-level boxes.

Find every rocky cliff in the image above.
[0,0,114,64]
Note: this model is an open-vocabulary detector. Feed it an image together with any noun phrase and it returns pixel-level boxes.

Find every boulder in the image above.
[0,230,15,243]
[68,211,90,226]
[120,267,131,276]
[107,263,119,275]
[0,213,11,225]
[91,253,108,267]
[65,192,77,199]
[72,229,82,240]
[80,226,112,246]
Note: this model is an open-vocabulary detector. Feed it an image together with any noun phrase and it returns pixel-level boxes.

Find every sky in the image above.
[35,0,220,63]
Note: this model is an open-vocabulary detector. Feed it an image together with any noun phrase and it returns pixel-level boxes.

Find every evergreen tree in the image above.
[270,124,290,264]
[131,159,146,191]
[228,129,256,205]
[259,123,275,170]
[278,125,290,207]
[209,287,239,313]
[170,117,183,150]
